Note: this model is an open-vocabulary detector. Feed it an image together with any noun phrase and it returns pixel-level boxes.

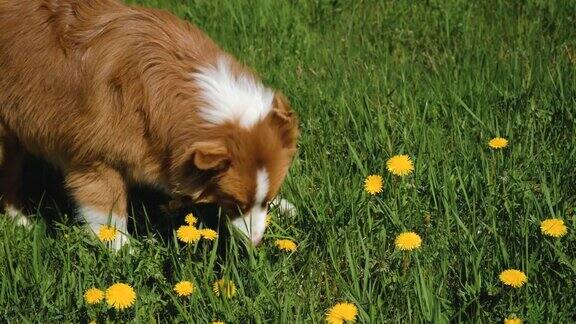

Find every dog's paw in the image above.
[271,197,297,217]
[107,232,132,252]
[14,215,32,228]
[5,206,33,229]
[86,224,133,253]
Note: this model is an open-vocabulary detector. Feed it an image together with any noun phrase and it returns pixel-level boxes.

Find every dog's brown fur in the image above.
[0,0,298,242]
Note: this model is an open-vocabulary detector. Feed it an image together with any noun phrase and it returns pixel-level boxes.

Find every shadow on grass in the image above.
[18,154,224,243]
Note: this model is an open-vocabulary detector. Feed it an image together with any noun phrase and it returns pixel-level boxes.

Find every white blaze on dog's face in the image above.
[188,57,298,244]
[230,169,269,244]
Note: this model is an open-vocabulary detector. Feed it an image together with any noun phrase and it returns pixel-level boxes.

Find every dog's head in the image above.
[172,58,298,244]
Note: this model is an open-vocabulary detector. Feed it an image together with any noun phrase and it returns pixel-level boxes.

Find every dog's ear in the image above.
[271,92,299,149]
[191,141,230,171]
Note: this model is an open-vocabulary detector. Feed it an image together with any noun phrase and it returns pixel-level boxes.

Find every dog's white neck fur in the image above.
[231,168,269,244]
[194,57,274,128]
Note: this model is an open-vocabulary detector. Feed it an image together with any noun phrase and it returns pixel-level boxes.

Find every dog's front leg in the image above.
[65,163,130,251]
[271,196,297,217]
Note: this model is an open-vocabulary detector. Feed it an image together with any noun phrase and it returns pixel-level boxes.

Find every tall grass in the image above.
[1,0,575,322]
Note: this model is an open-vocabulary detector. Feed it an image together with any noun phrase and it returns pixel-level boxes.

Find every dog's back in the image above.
[0,0,214,167]
[0,0,82,161]
[1,0,131,165]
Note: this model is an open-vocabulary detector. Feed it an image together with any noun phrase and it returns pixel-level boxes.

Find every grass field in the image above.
[2,0,576,322]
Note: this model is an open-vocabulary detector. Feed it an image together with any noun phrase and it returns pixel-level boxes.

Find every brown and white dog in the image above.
[0,0,298,249]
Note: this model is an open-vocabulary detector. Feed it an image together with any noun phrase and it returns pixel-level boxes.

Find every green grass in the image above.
[2,0,576,322]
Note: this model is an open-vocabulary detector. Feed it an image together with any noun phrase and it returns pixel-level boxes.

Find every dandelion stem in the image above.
[402,253,410,274]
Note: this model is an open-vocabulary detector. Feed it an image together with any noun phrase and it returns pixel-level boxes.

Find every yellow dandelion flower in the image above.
[326,302,358,324]
[395,231,422,251]
[176,225,202,243]
[499,269,527,288]
[211,321,225,324]
[184,213,197,226]
[201,229,218,241]
[540,218,567,238]
[98,225,117,242]
[386,155,414,176]
[212,279,237,298]
[275,239,297,252]
[364,175,383,195]
[88,321,96,324]
[488,137,508,149]
[504,317,522,324]
[84,287,104,305]
[105,283,136,310]
[174,281,194,297]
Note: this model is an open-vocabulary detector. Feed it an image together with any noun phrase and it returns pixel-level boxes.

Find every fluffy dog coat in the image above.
[0,0,298,248]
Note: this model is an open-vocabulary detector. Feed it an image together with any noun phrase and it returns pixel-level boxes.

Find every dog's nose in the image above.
[231,206,267,246]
